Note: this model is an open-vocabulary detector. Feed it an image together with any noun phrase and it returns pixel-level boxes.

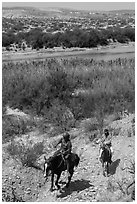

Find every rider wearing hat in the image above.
[54,132,72,174]
[99,129,113,163]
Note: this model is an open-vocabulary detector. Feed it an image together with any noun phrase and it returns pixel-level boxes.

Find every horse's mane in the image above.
[48,154,62,163]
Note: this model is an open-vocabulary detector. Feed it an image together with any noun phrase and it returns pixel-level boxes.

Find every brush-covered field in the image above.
[2,56,135,140]
[2,56,135,202]
[3,57,135,118]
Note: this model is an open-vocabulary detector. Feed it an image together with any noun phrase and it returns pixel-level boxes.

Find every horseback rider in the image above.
[99,129,113,163]
[54,132,72,174]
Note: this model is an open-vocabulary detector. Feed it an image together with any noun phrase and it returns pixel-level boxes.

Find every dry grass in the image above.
[6,140,44,167]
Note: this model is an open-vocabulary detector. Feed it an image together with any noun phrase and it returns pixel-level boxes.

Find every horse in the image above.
[100,145,112,177]
[43,152,80,191]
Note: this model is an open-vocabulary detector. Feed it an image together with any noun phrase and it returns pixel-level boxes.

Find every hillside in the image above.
[2,6,135,18]
[2,107,135,202]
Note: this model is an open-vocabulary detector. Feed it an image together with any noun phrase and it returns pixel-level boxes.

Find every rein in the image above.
[55,154,65,170]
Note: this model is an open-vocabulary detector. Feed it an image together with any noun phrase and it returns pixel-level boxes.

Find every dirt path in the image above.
[36,114,135,202]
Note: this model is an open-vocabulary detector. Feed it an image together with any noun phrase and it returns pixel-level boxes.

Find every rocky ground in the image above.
[2,108,135,202]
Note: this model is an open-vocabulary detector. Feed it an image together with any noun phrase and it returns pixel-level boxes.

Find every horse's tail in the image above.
[74,154,80,167]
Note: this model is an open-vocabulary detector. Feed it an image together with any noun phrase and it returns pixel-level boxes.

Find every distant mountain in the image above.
[2,6,135,19]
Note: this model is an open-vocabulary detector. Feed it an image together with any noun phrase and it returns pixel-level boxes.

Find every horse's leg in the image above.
[65,168,73,188]
[50,173,54,192]
[102,162,106,177]
[107,162,110,176]
[104,162,109,177]
[55,173,61,190]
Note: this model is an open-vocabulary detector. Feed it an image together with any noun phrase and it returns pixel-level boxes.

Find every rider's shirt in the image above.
[99,134,112,148]
[58,138,72,155]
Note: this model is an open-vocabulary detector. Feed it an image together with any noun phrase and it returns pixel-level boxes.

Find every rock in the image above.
[25,188,31,194]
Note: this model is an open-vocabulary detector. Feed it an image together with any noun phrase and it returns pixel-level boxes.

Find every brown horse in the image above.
[44,153,80,191]
[100,145,112,176]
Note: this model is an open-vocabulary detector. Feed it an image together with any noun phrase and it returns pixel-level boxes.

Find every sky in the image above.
[2,1,135,11]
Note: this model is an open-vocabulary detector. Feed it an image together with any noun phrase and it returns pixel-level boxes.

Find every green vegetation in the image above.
[3,57,135,121]
[2,115,36,143]
[2,27,135,49]
[6,140,44,167]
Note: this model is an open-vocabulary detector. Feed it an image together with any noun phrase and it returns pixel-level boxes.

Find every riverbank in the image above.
[2,42,135,63]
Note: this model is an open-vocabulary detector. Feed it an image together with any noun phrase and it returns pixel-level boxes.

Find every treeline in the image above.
[2,27,135,49]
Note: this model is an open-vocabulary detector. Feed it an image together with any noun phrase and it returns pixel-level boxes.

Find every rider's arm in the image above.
[54,138,62,148]
[99,135,105,148]
[66,141,72,154]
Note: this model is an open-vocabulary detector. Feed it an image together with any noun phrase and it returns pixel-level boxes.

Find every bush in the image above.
[2,116,26,143]
[83,118,99,133]
[2,58,135,119]
[6,140,44,167]
[42,99,75,132]
[2,115,36,143]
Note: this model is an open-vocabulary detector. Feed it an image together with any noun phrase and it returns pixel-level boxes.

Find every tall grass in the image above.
[3,57,135,120]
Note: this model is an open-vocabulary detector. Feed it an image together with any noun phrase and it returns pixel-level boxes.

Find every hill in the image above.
[2,6,135,18]
[2,107,135,202]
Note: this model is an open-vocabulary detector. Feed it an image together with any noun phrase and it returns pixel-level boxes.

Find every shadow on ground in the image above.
[109,159,120,175]
[57,179,93,198]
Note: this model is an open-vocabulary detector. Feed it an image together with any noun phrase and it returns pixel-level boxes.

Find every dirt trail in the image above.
[35,114,135,202]
[2,108,135,202]
[36,134,134,202]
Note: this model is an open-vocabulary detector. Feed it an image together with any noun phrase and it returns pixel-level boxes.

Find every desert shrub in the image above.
[2,116,26,143]
[101,160,135,202]
[82,118,99,133]
[6,140,44,167]
[113,112,122,121]
[46,63,75,105]
[2,115,36,143]
[112,128,121,136]
[89,131,98,142]
[2,59,76,115]
[42,99,75,132]
[2,58,135,119]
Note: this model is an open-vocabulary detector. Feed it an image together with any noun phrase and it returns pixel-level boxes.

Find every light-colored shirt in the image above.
[99,134,112,148]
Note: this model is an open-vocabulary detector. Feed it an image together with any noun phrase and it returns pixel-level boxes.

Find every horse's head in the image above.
[43,156,52,181]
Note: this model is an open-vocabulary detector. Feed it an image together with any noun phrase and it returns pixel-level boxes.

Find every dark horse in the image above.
[100,145,112,177]
[43,153,80,191]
